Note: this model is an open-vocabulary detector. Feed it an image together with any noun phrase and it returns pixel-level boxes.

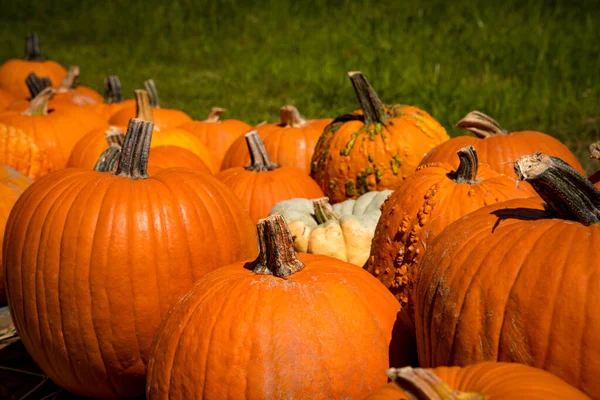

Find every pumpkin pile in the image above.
[0,33,596,400]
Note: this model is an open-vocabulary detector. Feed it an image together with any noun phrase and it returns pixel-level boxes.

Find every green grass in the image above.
[2,0,599,171]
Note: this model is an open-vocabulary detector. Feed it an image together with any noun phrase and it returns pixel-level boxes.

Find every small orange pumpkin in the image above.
[0,122,53,179]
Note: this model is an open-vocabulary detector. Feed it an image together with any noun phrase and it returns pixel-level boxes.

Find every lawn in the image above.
[2,0,599,171]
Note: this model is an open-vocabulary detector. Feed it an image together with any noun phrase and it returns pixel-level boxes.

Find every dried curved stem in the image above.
[456,111,508,138]
[206,107,226,122]
[348,71,387,125]
[25,72,52,98]
[447,146,479,184]
[144,79,160,108]
[113,118,154,179]
[244,131,279,171]
[386,367,486,400]
[279,105,307,128]
[103,76,125,104]
[135,90,155,123]
[313,197,339,223]
[589,141,600,160]
[22,87,54,116]
[57,66,79,91]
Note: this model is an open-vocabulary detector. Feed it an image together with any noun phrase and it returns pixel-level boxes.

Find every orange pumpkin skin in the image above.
[3,121,258,398]
[110,105,191,130]
[221,106,332,174]
[365,363,590,400]
[148,146,212,173]
[147,252,414,400]
[0,88,17,110]
[0,123,53,179]
[366,148,535,315]
[0,165,32,304]
[52,86,103,107]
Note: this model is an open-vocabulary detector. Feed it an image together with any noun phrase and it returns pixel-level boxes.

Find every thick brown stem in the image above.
[514,153,600,225]
[279,105,307,128]
[447,146,479,184]
[456,111,508,138]
[386,367,487,400]
[135,90,155,123]
[244,131,279,171]
[94,146,121,172]
[348,71,387,125]
[26,72,52,99]
[313,197,339,224]
[103,76,125,104]
[58,66,80,91]
[105,126,125,147]
[247,214,306,278]
[24,33,43,61]
[22,87,54,116]
[206,107,226,122]
[589,141,600,160]
[144,79,160,108]
[114,118,154,179]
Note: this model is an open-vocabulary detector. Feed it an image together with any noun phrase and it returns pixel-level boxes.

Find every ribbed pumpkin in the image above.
[217,131,324,222]
[221,105,332,174]
[86,75,136,119]
[3,119,258,399]
[365,363,590,400]
[311,72,449,203]
[179,107,252,168]
[0,34,67,98]
[0,87,109,169]
[0,122,53,179]
[420,111,585,180]
[365,146,535,317]
[0,165,32,304]
[109,79,192,129]
[0,88,17,110]
[414,153,600,398]
[146,214,417,400]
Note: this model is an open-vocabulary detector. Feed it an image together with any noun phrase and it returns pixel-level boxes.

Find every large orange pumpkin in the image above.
[311,72,449,203]
[414,153,600,398]
[420,110,585,180]
[2,118,258,399]
[179,107,252,168]
[146,214,416,400]
[365,147,534,317]
[0,87,109,168]
[109,79,192,129]
[365,363,589,400]
[0,34,67,98]
[0,122,53,179]
[0,165,32,304]
[221,105,332,174]
[217,131,324,222]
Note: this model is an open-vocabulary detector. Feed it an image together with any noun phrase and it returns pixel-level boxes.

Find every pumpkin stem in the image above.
[589,141,600,160]
[206,107,226,123]
[456,111,508,138]
[313,197,339,223]
[94,146,122,172]
[514,153,600,225]
[25,72,52,99]
[245,131,280,171]
[103,76,125,104]
[279,105,307,128]
[447,146,480,184]
[57,66,80,91]
[348,71,387,125]
[24,33,43,61]
[22,86,54,116]
[105,126,125,147]
[248,214,306,278]
[386,367,487,400]
[113,118,154,179]
[135,90,155,123]
[144,79,160,108]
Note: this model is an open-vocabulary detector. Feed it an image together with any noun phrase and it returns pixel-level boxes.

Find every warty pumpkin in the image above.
[2,118,258,399]
[221,105,332,174]
[146,214,417,400]
[0,165,32,305]
[271,190,392,266]
[365,146,535,318]
[0,34,67,98]
[414,153,600,398]
[0,87,109,169]
[179,107,252,168]
[0,122,53,179]
[365,363,590,400]
[216,131,324,222]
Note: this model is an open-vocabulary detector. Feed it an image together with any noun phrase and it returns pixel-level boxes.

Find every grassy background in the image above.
[2,0,599,171]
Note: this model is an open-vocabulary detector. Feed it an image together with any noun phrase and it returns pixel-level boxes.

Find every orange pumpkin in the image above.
[179,107,252,168]
[420,110,585,181]
[109,79,191,129]
[217,131,324,222]
[86,75,136,119]
[0,88,17,110]
[66,126,123,169]
[3,118,258,399]
[0,34,67,98]
[311,72,449,203]
[146,214,416,400]
[221,105,332,174]
[0,87,109,168]
[0,122,53,179]
[365,363,589,400]
[50,65,103,106]
[148,146,212,172]
[0,165,32,304]
[414,153,600,398]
